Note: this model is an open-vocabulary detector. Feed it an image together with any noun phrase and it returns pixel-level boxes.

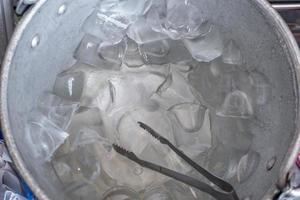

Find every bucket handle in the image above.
[269,1,300,10]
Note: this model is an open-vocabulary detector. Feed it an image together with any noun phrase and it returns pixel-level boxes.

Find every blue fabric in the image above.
[0,130,3,140]
[0,131,34,199]
[21,180,35,200]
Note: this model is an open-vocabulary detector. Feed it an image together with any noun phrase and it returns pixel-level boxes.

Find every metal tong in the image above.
[113,122,240,200]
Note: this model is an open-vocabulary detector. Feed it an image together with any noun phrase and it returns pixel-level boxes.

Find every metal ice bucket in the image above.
[1,0,300,199]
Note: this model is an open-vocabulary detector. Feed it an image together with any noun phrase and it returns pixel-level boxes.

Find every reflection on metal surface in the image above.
[269,1,300,44]
[272,4,300,11]
[277,9,300,45]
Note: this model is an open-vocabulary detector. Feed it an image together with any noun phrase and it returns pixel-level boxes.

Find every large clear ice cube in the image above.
[123,38,144,68]
[146,0,210,40]
[25,112,69,160]
[222,40,243,65]
[173,108,212,159]
[101,149,166,191]
[98,39,126,66]
[249,70,272,106]
[139,39,170,65]
[210,114,253,153]
[67,107,104,140]
[98,0,149,18]
[38,93,79,130]
[53,70,85,102]
[140,40,193,65]
[237,150,260,183]
[184,26,223,62]
[74,34,105,67]
[127,17,168,44]
[217,90,254,119]
[78,69,118,108]
[164,0,210,40]
[188,60,253,110]
[82,11,128,46]
[170,103,206,133]
[153,68,200,109]
[109,71,166,112]
[206,144,244,180]
[164,180,199,200]
[116,107,174,156]
[143,186,172,200]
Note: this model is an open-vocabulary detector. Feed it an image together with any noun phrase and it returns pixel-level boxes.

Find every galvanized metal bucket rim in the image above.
[1,0,300,199]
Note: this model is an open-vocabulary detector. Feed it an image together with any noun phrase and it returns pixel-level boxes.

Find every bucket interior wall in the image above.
[2,0,298,199]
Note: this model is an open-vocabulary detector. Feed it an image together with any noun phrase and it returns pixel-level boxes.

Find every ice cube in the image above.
[74,34,104,67]
[184,25,223,62]
[140,40,193,65]
[210,114,253,152]
[117,107,174,156]
[139,39,170,65]
[91,80,115,111]
[222,70,253,95]
[165,150,191,173]
[123,38,144,67]
[170,103,206,133]
[144,186,172,200]
[67,107,104,140]
[121,63,170,77]
[146,0,167,33]
[154,68,200,109]
[207,145,244,179]
[97,0,119,13]
[249,70,271,106]
[188,59,245,109]
[102,186,140,200]
[237,150,260,183]
[222,40,243,65]
[80,69,118,108]
[98,0,149,18]
[139,144,170,168]
[38,93,79,130]
[164,1,211,40]
[52,143,102,185]
[217,90,253,119]
[164,180,199,200]
[53,70,85,102]
[74,34,121,69]
[25,112,69,160]
[98,39,126,65]
[71,127,108,152]
[172,63,192,74]
[174,109,212,158]
[101,149,166,191]
[52,126,113,194]
[65,182,100,200]
[127,17,168,44]
[167,40,194,65]
[82,11,128,46]
[147,0,210,40]
[109,71,166,112]
[209,57,239,76]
